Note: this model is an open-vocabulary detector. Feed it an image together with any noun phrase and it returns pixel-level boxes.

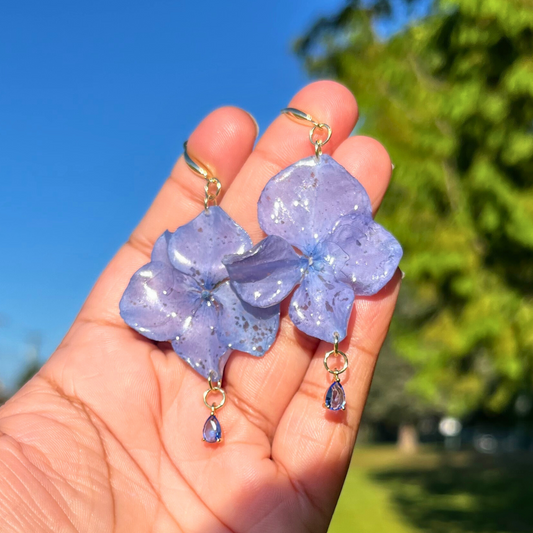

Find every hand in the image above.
[0,81,401,533]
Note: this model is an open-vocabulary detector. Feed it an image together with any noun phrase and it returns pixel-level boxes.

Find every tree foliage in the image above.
[298,0,533,416]
[363,341,436,427]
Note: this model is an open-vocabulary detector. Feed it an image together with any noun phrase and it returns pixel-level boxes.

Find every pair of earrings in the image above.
[120,108,403,443]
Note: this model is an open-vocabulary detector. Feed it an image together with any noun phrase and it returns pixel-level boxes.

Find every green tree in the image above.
[298,0,533,417]
[362,341,440,450]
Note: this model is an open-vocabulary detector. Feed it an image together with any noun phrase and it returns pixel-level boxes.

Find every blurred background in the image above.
[2,0,533,531]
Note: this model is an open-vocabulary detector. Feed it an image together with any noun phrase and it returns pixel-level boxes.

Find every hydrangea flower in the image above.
[223,155,402,342]
[120,206,279,381]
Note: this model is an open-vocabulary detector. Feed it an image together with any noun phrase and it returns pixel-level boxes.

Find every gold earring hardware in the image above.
[203,375,226,414]
[281,107,332,157]
[183,142,222,211]
[323,332,348,383]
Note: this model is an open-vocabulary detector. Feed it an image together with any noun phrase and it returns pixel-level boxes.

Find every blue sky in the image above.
[0,0,351,389]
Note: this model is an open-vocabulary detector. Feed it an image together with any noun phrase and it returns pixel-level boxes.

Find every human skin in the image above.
[0,81,401,533]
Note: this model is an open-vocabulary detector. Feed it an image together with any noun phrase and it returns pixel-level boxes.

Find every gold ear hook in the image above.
[183,142,221,210]
[281,107,318,125]
[183,141,210,179]
[281,107,332,157]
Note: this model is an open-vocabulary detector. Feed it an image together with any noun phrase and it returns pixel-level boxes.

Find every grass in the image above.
[329,445,533,533]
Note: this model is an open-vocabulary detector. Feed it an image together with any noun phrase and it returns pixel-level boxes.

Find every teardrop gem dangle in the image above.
[323,333,349,411]
[203,414,222,443]
[202,376,225,443]
[325,382,346,411]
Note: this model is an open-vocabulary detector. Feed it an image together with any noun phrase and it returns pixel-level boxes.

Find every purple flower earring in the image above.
[119,143,280,442]
[224,108,403,411]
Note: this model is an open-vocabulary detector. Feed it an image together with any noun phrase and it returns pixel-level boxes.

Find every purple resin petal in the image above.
[214,281,280,356]
[258,155,372,255]
[289,268,355,342]
[119,261,202,342]
[328,213,403,296]
[151,231,172,265]
[171,298,231,381]
[121,207,283,380]
[223,235,306,308]
[168,206,252,289]
[311,239,350,278]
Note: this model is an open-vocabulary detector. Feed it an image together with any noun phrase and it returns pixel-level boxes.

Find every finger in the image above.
[222,81,358,438]
[221,80,359,242]
[222,85,394,441]
[131,106,258,255]
[77,107,258,325]
[272,271,402,520]
[332,135,393,215]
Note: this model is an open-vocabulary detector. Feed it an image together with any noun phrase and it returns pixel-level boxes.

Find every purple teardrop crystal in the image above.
[325,382,346,411]
[203,414,222,443]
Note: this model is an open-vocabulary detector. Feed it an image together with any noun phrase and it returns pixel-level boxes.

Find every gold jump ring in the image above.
[203,386,226,411]
[309,123,332,148]
[280,108,332,157]
[323,349,349,376]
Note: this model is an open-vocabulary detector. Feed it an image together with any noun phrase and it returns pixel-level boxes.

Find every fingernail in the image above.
[245,111,260,137]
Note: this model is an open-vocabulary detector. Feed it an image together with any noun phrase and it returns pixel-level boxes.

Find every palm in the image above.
[0,82,401,533]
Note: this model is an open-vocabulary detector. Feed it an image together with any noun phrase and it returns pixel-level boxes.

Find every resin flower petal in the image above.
[311,239,350,278]
[223,235,306,308]
[258,155,372,254]
[171,298,231,381]
[151,230,172,265]
[168,206,252,289]
[121,207,281,381]
[328,213,403,296]
[120,261,201,342]
[225,153,402,343]
[289,268,355,342]
[215,280,280,356]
